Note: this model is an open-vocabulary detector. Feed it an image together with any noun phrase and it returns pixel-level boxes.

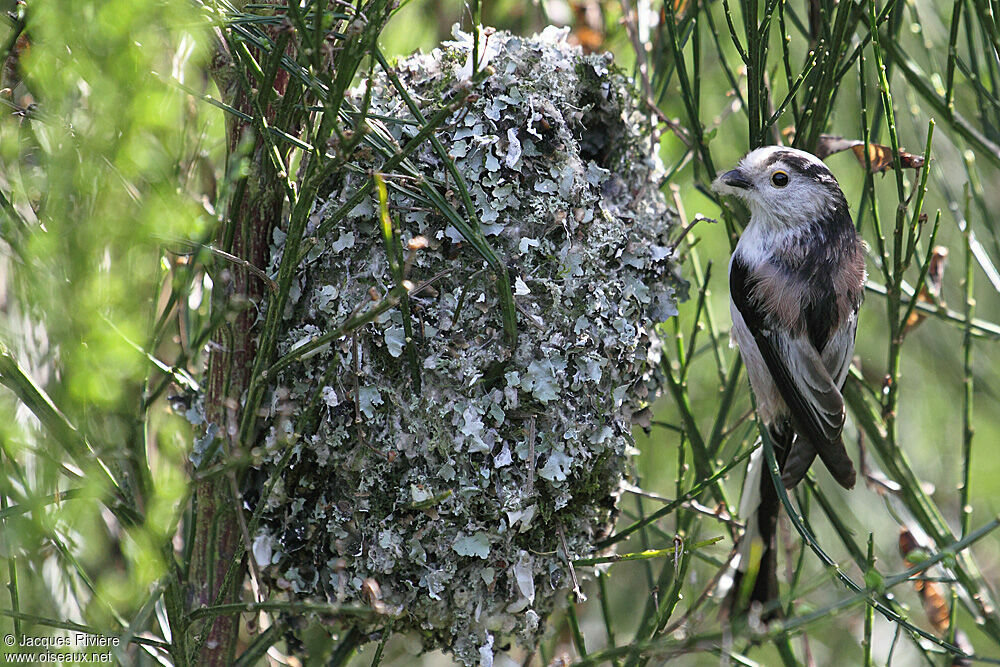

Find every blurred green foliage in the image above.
[1,0,217,651]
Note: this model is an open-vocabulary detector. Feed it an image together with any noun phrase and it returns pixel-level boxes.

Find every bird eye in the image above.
[771,170,789,187]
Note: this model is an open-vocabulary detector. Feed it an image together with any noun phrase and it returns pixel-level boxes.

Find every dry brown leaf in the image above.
[898,528,953,636]
[811,134,927,172]
[926,246,949,298]
[904,246,949,334]
[849,142,926,172]
[570,0,605,53]
[898,527,920,557]
[570,26,605,53]
[914,575,951,634]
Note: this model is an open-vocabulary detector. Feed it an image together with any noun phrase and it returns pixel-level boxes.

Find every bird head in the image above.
[712,146,848,228]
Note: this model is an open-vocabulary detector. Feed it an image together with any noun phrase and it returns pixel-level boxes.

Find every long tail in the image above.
[725,425,792,620]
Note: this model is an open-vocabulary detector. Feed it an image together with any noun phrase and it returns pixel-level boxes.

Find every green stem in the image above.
[568,598,588,658]
[596,571,620,667]
[574,537,722,566]
[0,345,126,511]
[759,424,982,655]
[863,534,875,667]
[863,281,1000,338]
[945,0,964,117]
[597,442,755,549]
[660,361,732,510]
[844,376,1000,639]
[885,41,1000,168]
[959,202,976,542]
[328,627,364,667]
[0,449,19,643]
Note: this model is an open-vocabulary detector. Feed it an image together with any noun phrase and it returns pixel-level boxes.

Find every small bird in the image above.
[713,146,866,618]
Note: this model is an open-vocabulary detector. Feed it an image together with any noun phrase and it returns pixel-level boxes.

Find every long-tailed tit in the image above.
[713,146,866,617]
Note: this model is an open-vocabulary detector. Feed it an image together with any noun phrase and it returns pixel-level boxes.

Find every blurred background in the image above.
[1,0,999,664]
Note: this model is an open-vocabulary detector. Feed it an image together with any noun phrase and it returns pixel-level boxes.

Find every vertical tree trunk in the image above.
[186,38,285,666]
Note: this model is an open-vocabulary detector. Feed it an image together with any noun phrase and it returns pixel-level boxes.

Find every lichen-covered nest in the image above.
[252,26,683,665]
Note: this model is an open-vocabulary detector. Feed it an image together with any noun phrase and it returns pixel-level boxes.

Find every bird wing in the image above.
[731,258,856,489]
[821,313,858,387]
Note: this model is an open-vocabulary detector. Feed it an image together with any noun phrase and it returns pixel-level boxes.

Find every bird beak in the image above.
[720,169,753,190]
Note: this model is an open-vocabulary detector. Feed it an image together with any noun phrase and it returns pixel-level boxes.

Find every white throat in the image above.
[733,215,799,268]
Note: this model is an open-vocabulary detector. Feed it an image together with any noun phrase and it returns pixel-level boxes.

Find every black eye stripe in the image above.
[761,151,834,181]
[756,152,846,197]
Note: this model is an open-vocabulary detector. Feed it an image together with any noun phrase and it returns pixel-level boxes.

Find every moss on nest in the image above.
[252,25,684,665]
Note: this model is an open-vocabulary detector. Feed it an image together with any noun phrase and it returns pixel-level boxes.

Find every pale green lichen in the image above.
[252,25,684,665]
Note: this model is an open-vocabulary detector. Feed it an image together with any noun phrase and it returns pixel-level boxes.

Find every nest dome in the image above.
[253,25,684,664]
